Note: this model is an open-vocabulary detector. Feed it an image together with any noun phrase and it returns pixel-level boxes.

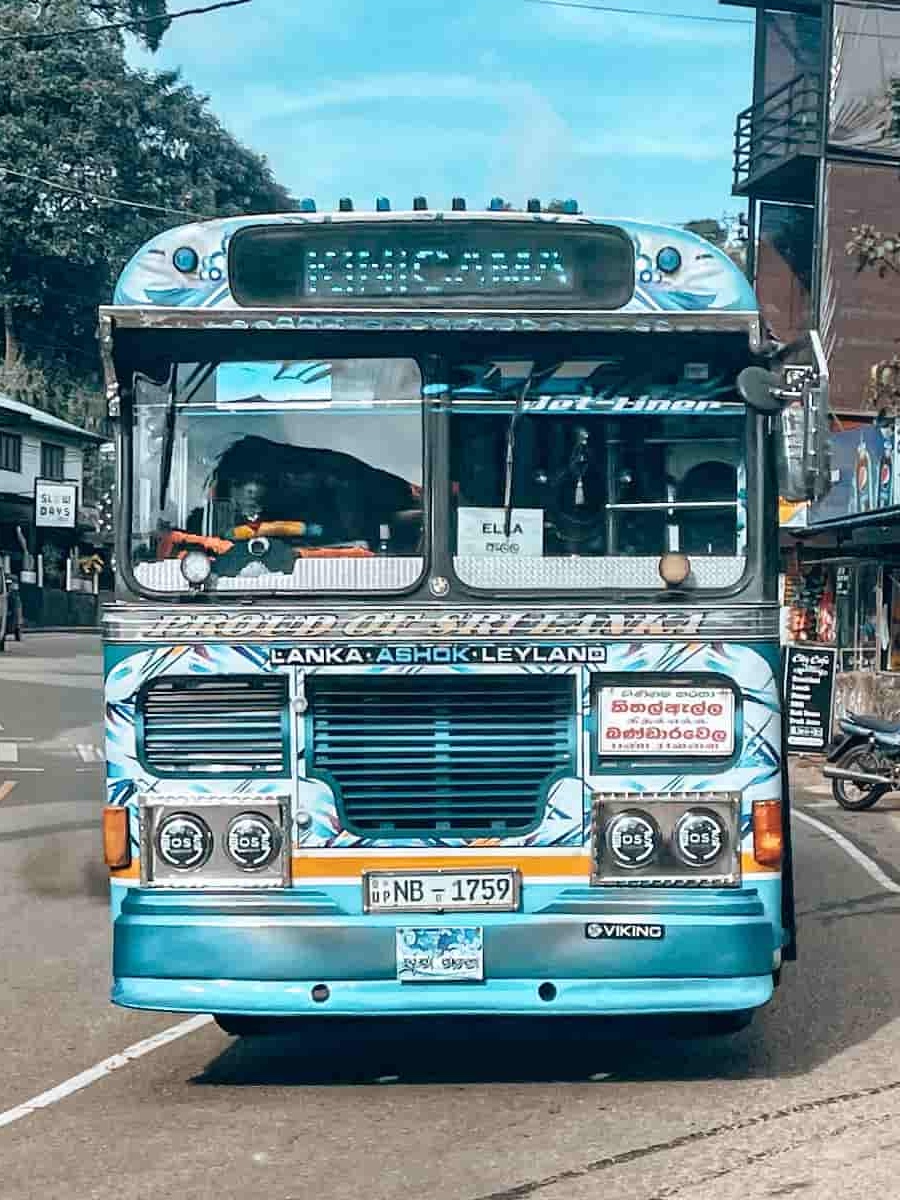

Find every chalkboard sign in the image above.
[783,644,838,752]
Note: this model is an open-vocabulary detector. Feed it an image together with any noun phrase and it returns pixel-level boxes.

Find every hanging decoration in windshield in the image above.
[229,221,635,309]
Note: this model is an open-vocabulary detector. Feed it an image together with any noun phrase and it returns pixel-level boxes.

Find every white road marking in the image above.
[794,809,900,895]
[0,743,19,763]
[0,1015,213,1131]
[75,744,102,763]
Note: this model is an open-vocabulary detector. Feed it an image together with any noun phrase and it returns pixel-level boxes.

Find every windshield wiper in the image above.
[158,362,217,511]
[501,361,569,537]
[501,368,535,538]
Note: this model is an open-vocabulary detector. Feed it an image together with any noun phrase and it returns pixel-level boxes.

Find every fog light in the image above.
[156,813,213,870]
[173,246,199,274]
[656,246,682,275]
[179,550,212,586]
[604,811,660,870]
[225,812,281,870]
[673,809,728,868]
[659,552,691,587]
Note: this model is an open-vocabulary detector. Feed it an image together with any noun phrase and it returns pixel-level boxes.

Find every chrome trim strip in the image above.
[103,603,781,644]
[100,305,762,344]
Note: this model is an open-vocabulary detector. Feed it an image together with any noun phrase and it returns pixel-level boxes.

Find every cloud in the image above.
[238,73,572,195]
[575,131,724,162]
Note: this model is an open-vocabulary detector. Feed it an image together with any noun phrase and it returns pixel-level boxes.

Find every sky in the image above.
[129,0,755,226]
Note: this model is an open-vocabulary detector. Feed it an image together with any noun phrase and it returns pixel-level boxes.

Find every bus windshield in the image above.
[449,357,747,591]
[130,358,424,593]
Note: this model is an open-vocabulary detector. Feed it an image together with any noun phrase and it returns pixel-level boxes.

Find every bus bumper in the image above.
[112,886,778,1017]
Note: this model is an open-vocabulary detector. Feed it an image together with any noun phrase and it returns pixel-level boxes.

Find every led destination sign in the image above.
[229,221,635,308]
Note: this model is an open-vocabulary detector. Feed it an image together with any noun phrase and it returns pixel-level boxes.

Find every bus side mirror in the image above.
[740,333,832,503]
[736,366,783,414]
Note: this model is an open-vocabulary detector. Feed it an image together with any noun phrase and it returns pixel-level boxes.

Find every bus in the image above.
[99,200,829,1035]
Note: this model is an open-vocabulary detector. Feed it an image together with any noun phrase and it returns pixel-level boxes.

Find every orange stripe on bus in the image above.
[291,852,592,879]
[741,851,778,875]
[109,853,776,882]
[110,861,140,879]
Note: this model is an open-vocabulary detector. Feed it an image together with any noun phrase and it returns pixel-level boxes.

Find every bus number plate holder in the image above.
[365,869,519,913]
[396,927,484,982]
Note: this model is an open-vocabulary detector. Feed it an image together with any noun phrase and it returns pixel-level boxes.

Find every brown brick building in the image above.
[725,0,900,418]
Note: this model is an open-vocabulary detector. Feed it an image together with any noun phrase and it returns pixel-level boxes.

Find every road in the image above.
[2,633,900,1200]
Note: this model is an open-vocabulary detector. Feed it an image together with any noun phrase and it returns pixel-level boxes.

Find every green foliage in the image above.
[88,0,172,51]
[0,0,294,429]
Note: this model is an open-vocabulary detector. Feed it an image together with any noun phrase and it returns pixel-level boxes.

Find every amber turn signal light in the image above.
[103,806,131,870]
[752,799,783,868]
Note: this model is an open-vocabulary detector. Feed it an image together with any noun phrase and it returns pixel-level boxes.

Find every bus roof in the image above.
[106,210,760,342]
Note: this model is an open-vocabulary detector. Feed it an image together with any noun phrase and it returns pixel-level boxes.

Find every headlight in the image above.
[672,809,728,868]
[179,550,212,586]
[155,813,213,870]
[225,812,281,870]
[604,810,661,870]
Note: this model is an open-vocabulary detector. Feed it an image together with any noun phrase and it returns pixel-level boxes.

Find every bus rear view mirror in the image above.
[770,332,832,503]
[736,366,783,414]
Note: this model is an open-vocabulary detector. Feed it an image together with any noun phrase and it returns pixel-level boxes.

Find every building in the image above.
[0,393,105,574]
[724,0,900,718]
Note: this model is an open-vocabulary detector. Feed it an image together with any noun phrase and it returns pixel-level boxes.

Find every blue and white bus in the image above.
[99,200,828,1034]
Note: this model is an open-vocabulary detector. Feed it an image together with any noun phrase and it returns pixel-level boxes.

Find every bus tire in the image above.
[214,1015,257,1036]
[213,1015,300,1037]
[705,1009,754,1035]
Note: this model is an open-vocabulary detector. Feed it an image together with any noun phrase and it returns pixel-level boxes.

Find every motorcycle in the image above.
[822,712,900,810]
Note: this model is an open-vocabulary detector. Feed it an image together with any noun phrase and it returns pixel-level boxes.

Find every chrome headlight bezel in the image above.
[592,792,741,887]
[140,795,291,888]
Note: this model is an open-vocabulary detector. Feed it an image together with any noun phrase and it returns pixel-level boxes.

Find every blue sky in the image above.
[130,0,754,224]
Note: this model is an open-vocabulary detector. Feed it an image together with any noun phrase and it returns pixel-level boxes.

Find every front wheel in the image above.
[832,745,889,811]
[704,1009,754,1036]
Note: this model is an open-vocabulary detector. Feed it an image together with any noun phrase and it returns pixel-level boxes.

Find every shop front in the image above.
[784,420,900,721]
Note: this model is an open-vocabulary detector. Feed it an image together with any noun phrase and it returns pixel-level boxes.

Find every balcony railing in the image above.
[733,73,822,199]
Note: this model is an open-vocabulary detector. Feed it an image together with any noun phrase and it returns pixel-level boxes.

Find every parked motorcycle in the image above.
[822,713,900,810]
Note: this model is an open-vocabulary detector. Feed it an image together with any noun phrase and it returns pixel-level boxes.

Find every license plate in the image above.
[396,927,484,982]
[365,869,519,913]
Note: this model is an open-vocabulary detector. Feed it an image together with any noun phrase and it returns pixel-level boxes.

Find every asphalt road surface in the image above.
[2,633,900,1200]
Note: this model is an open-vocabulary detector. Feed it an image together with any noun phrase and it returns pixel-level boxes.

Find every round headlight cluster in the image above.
[673,809,728,868]
[601,807,730,874]
[226,812,281,870]
[156,813,213,870]
[604,811,661,870]
[155,811,281,872]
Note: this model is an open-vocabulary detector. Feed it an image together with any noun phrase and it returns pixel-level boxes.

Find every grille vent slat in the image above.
[139,676,288,775]
[311,674,574,835]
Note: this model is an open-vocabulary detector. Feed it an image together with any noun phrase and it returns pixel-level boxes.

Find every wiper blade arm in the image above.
[158,362,217,511]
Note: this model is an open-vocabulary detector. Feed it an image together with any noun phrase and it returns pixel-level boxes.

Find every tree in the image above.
[88,1,171,50]
[0,0,294,427]
[11,1,172,51]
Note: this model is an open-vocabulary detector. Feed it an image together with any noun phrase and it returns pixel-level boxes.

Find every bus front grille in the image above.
[309,674,575,836]
[138,676,289,776]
